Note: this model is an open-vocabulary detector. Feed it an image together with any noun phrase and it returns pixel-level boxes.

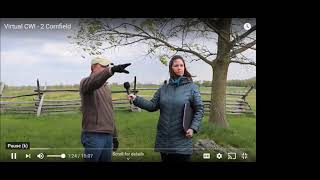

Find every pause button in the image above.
[11,153,17,160]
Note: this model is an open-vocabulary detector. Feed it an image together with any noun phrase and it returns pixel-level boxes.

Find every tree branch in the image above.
[104,27,213,65]
[230,60,256,66]
[230,53,256,66]
[102,37,149,50]
[231,25,256,45]
[231,40,256,57]
[200,19,230,43]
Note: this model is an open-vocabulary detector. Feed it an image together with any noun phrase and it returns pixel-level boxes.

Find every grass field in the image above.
[0,85,256,162]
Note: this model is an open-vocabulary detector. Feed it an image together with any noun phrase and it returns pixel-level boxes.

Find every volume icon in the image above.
[37,153,44,159]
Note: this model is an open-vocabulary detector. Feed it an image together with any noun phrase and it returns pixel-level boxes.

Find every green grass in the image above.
[0,85,256,162]
[0,111,255,162]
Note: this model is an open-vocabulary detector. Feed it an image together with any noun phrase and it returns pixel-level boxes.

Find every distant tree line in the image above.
[194,76,256,88]
[227,77,256,88]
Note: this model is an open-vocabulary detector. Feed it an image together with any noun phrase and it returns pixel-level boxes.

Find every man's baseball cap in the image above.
[91,57,112,66]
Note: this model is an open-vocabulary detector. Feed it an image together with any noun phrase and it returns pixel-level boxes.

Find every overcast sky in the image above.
[0,18,256,86]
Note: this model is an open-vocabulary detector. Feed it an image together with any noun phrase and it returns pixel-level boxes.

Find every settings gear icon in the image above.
[216,153,223,159]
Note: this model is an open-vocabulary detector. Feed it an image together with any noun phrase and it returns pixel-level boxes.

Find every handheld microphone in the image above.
[123,82,132,104]
[124,82,130,95]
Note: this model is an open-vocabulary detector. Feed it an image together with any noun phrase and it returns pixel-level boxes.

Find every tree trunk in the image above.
[208,18,232,128]
[209,61,229,128]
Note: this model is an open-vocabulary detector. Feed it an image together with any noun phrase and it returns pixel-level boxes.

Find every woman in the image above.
[128,55,204,162]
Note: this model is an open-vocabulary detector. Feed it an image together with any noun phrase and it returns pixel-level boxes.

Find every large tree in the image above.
[70,18,256,128]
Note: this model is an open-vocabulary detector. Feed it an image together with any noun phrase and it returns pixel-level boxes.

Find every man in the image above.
[80,56,131,162]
